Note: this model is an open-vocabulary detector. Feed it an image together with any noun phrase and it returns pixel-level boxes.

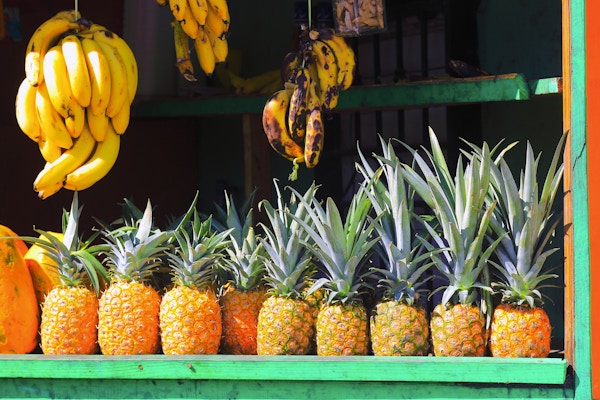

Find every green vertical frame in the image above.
[569,0,593,398]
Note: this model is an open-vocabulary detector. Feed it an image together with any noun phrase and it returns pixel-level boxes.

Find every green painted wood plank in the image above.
[528,77,563,95]
[133,74,545,119]
[570,0,593,399]
[0,378,575,400]
[0,355,567,385]
[335,73,531,110]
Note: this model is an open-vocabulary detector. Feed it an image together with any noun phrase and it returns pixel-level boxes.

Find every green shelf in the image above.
[0,355,572,399]
[133,74,562,119]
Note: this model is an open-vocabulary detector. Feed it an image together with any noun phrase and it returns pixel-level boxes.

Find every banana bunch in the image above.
[227,68,282,95]
[262,27,356,180]
[15,10,138,199]
[159,0,230,79]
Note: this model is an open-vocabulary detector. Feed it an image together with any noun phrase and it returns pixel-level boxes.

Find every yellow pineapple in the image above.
[301,278,325,353]
[98,199,170,355]
[402,128,499,357]
[430,303,487,356]
[255,181,319,355]
[160,205,230,355]
[220,285,266,354]
[290,184,377,356]
[25,192,108,355]
[357,136,435,356]
[484,134,566,357]
[216,191,267,355]
[371,301,429,356]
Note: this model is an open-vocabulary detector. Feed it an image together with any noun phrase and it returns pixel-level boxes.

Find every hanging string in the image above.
[307,0,312,30]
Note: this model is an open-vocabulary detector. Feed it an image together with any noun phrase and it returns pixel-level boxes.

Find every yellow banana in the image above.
[64,100,85,138]
[173,20,196,81]
[110,103,130,134]
[304,80,324,169]
[205,6,228,40]
[204,22,228,63]
[60,34,92,107]
[36,178,64,200]
[91,30,138,104]
[207,0,230,26]
[170,0,188,21]
[38,130,63,163]
[281,51,302,84]
[95,40,129,118]
[310,39,340,110]
[63,123,121,191]
[25,10,82,87]
[33,122,97,198]
[180,5,200,39]
[187,0,209,27]
[262,84,305,163]
[315,28,355,90]
[42,45,78,118]
[229,69,281,94]
[258,75,284,94]
[87,107,108,142]
[287,67,310,144]
[156,0,168,6]
[15,78,41,142]
[42,44,85,138]
[35,81,73,149]
[85,23,108,34]
[194,27,216,76]
[81,37,111,116]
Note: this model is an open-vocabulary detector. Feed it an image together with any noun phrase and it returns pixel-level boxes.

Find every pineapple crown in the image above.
[469,133,566,308]
[220,225,265,291]
[166,207,231,288]
[22,192,107,293]
[288,182,378,305]
[212,189,255,248]
[401,128,502,307]
[215,190,265,291]
[257,180,319,298]
[100,199,171,283]
[356,136,437,305]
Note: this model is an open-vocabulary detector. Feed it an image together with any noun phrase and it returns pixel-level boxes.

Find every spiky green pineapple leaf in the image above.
[287,184,378,304]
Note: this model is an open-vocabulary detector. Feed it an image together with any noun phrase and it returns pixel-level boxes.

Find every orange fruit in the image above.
[3,226,29,257]
[0,224,39,353]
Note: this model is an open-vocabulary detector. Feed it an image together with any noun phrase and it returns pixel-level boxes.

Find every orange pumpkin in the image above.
[23,232,63,305]
[0,224,39,353]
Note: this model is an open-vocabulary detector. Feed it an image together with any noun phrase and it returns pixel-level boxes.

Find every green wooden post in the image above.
[569,0,593,398]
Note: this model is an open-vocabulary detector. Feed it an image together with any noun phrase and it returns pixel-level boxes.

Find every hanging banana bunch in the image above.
[262,26,356,180]
[159,0,230,79]
[15,10,138,199]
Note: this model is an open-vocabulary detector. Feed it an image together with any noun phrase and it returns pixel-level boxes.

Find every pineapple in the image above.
[357,136,436,356]
[482,133,566,357]
[402,128,501,357]
[255,180,319,355]
[98,199,171,355]
[24,192,107,355]
[216,191,267,355]
[290,183,377,356]
[160,197,231,355]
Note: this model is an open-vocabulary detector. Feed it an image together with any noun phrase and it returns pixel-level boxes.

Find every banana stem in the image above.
[307,0,312,30]
[288,158,301,181]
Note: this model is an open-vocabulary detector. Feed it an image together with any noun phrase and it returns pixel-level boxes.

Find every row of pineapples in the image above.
[25,127,565,357]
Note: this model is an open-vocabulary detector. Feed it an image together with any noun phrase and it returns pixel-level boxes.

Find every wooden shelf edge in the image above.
[132,74,563,119]
[0,355,568,385]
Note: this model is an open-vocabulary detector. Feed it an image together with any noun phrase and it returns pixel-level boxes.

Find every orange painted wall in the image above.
[587,0,600,397]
